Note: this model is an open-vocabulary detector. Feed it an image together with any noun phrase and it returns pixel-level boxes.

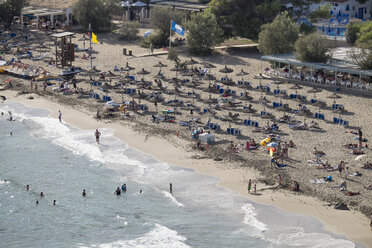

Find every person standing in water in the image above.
[169,183,173,195]
[26,185,30,191]
[82,189,86,197]
[121,184,127,192]
[58,110,62,123]
[53,200,56,205]
[94,129,101,143]
[115,187,121,196]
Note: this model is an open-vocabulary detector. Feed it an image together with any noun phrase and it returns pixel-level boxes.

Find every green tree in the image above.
[73,0,112,32]
[356,21,372,49]
[346,20,363,45]
[309,3,331,22]
[119,20,139,41]
[206,0,281,39]
[348,48,372,70]
[299,22,316,35]
[0,0,27,24]
[148,7,186,47]
[295,32,330,62]
[186,12,224,55]
[258,12,299,55]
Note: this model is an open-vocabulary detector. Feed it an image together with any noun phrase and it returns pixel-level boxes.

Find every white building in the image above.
[310,0,371,19]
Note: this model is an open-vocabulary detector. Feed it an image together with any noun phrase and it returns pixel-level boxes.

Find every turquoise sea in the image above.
[0,102,361,248]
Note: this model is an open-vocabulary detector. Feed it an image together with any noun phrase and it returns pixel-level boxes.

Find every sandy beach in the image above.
[1,30,372,246]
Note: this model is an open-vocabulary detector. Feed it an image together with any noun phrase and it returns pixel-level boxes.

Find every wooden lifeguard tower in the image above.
[52,32,75,68]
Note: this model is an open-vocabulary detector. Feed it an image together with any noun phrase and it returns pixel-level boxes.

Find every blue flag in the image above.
[171,20,185,36]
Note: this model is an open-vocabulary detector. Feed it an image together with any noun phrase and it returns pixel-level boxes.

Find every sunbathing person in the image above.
[250,139,257,147]
[291,181,300,191]
[362,162,372,169]
[289,140,296,147]
[313,147,325,155]
[351,148,364,155]
[345,191,360,196]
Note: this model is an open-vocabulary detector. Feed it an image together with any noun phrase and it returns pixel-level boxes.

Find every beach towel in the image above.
[310,179,326,184]
[276,162,288,168]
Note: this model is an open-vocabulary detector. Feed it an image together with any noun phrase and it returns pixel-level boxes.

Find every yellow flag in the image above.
[92,32,98,44]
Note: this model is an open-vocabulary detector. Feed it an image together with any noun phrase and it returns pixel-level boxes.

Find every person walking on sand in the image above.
[345,166,350,178]
[253,184,257,194]
[94,129,101,143]
[248,179,252,193]
[278,174,282,186]
[370,213,372,228]
[149,43,153,55]
[58,110,62,123]
[358,128,363,148]
[169,183,173,195]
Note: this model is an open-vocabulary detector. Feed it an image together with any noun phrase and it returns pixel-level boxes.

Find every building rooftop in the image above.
[261,52,372,77]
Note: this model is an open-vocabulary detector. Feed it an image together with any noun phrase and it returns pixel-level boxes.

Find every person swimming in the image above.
[115,187,121,196]
[82,189,86,197]
[139,190,143,194]
[121,184,127,192]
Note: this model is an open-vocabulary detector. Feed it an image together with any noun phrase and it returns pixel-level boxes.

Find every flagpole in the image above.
[89,23,93,68]
[169,20,172,49]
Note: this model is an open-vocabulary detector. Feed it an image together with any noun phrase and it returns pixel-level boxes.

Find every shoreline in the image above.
[3,89,371,247]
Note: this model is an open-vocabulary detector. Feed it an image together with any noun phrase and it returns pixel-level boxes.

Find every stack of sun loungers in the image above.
[227,127,241,136]
[243,120,259,127]
[333,117,349,127]
[314,112,325,120]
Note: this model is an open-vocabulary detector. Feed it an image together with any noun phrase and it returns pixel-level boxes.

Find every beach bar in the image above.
[261,53,372,90]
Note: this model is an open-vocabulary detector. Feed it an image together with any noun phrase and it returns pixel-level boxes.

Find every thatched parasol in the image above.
[153,61,167,68]
[327,92,342,104]
[185,58,199,65]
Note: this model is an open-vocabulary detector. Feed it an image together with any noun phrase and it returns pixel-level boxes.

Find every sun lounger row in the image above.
[314,112,325,120]
[237,81,251,86]
[257,86,270,92]
[166,99,184,105]
[122,88,136,94]
[273,89,284,95]
[332,104,343,110]
[227,128,241,136]
[207,123,221,130]
[138,104,148,111]
[219,88,237,95]
[243,119,259,127]
[89,93,100,99]
[90,82,102,86]
[289,94,306,100]
[333,117,349,126]
[272,102,283,108]
[102,95,112,102]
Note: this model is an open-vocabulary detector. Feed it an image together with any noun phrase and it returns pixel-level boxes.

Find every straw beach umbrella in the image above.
[137,68,150,80]
[327,92,342,104]
[219,65,234,79]
[236,69,249,82]
[307,87,322,99]
[153,61,167,68]
[185,58,199,65]
[290,83,303,94]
